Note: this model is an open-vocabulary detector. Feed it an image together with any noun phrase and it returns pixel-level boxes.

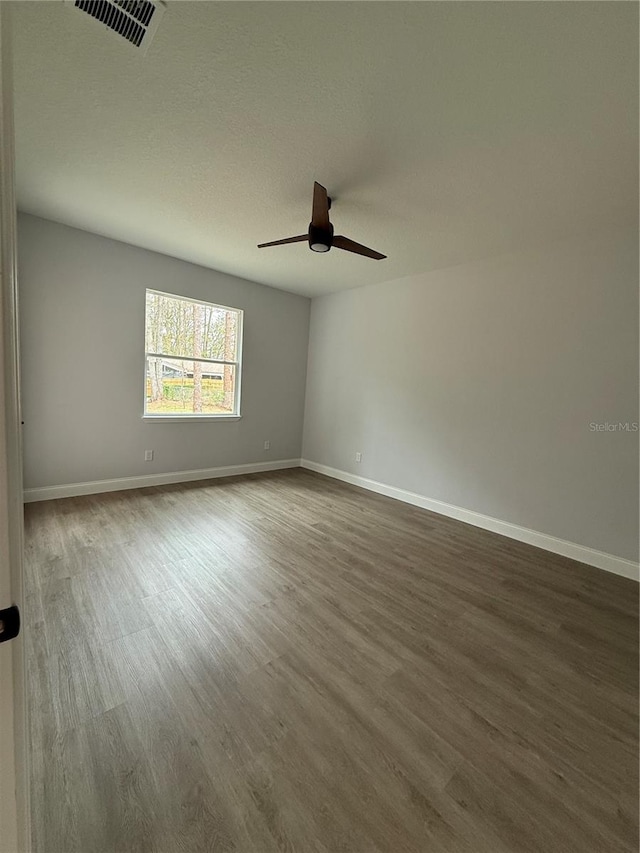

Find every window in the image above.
[144,290,242,418]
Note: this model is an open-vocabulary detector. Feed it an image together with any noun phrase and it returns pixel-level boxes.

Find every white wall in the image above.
[18,214,310,490]
[303,229,639,563]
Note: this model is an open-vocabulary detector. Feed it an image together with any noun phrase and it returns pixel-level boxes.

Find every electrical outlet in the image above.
[144,450,153,462]
[263,440,270,451]
[355,452,362,463]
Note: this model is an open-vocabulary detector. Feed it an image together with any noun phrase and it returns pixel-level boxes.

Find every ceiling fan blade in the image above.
[311,182,331,229]
[333,235,386,260]
[257,235,308,248]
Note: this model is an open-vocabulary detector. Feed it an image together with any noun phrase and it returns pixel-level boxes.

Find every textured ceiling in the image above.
[12,1,638,297]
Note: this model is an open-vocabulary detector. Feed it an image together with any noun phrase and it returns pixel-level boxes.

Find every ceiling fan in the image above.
[258,182,386,260]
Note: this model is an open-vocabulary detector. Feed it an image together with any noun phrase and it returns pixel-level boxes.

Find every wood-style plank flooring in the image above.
[24,469,638,852]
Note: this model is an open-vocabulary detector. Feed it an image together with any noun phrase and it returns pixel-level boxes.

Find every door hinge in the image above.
[0,605,20,643]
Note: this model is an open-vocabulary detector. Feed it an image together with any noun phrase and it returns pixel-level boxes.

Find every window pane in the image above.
[145,292,239,361]
[145,358,237,415]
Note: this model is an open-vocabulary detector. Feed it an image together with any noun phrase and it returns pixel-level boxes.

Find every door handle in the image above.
[0,606,20,643]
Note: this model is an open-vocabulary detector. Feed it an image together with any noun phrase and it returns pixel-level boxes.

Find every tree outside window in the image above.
[144,290,242,417]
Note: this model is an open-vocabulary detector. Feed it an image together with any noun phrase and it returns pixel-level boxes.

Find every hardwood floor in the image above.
[24,469,638,853]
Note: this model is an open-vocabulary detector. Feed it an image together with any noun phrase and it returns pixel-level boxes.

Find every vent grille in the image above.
[113,0,156,27]
[73,0,164,50]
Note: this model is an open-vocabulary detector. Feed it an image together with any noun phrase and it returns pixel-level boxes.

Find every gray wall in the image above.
[302,229,639,562]
[18,214,639,562]
[18,214,310,489]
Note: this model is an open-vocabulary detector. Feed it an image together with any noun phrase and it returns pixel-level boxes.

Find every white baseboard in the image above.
[300,459,639,582]
[23,457,639,581]
[23,459,302,503]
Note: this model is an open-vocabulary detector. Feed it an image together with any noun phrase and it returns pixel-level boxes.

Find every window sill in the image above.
[142,415,242,424]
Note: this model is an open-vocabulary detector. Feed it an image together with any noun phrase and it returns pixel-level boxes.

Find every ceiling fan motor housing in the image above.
[308,222,334,252]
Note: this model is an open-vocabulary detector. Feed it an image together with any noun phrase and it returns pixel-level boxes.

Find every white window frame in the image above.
[142,289,243,422]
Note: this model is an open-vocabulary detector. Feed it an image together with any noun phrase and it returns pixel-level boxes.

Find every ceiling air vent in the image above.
[71,0,165,52]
